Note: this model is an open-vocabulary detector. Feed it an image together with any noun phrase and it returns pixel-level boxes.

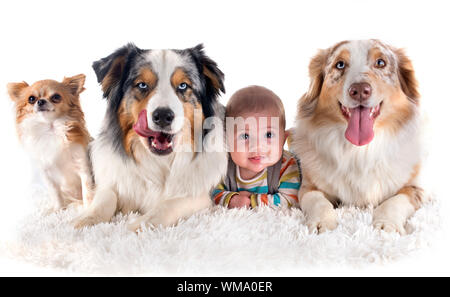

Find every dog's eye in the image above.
[137,82,148,90]
[28,96,36,104]
[177,83,188,91]
[335,61,346,70]
[375,58,386,68]
[50,94,61,103]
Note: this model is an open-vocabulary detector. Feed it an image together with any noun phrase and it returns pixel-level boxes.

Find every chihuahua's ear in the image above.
[92,43,141,99]
[7,82,29,102]
[63,74,86,96]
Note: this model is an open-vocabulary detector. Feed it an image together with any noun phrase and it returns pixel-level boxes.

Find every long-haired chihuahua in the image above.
[7,74,94,211]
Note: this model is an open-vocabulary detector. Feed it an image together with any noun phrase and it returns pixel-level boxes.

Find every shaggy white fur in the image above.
[0,187,441,275]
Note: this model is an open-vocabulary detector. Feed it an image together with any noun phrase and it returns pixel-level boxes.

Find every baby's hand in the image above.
[238,191,252,197]
[229,194,251,209]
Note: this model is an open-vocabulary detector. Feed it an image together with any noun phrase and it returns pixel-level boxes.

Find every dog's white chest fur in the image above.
[18,116,85,197]
[294,115,422,207]
[19,116,70,167]
[91,128,227,214]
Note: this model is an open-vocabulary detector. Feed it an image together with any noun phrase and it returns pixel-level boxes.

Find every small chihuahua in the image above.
[7,74,94,211]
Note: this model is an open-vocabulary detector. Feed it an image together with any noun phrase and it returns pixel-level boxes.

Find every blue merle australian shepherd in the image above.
[73,44,227,231]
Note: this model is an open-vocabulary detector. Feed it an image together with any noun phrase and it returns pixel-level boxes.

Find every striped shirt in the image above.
[212,150,300,209]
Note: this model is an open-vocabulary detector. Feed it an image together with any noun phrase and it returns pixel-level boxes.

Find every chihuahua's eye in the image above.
[335,61,346,70]
[50,94,61,103]
[265,132,273,139]
[137,82,148,90]
[239,133,249,140]
[28,96,36,104]
[177,83,188,91]
[375,58,386,68]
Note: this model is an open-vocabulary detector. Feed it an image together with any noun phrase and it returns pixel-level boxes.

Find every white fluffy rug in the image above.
[0,188,441,275]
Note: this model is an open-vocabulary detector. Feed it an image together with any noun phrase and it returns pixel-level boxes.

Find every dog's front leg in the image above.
[373,185,426,234]
[72,186,117,229]
[128,194,212,232]
[42,170,64,212]
[300,183,338,233]
[72,145,95,207]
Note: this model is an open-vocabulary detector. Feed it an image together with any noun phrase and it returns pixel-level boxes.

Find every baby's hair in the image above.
[225,85,286,128]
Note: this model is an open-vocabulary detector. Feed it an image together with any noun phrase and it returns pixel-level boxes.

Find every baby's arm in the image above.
[252,191,299,209]
[211,182,239,207]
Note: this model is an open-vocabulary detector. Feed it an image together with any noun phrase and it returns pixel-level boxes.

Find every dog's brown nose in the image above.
[348,83,372,101]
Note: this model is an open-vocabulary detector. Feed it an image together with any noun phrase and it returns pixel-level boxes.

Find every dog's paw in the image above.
[127,218,152,233]
[373,206,406,235]
[127,221,142,233]
[147,213,178,228]
[66,200,84,211]
[306,210,338,234]
[127,212,178,233]
[71,215,101,229]
[373,220,406,235]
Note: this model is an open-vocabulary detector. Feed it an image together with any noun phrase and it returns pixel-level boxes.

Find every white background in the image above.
[0,0,449,276]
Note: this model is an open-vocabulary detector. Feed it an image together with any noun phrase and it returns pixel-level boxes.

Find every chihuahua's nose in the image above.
[37,99,47,107]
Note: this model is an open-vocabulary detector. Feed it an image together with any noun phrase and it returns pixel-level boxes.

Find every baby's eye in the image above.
[239,133,249,140]
[265,132,274,139]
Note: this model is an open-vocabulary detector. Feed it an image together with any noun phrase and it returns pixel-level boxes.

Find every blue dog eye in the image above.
[335,61,345,70]
[137,82,148,89]
[178,83,188,90]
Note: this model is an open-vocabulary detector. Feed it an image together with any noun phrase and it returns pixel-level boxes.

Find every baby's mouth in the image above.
[248,156,264,164]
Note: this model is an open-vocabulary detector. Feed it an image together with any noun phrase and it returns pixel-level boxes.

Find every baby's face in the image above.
[227,109,287,177]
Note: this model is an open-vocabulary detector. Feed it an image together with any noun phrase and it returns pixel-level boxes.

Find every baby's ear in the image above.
[7,81,29,102]
[284,129,292,149]
[62,74,86,96]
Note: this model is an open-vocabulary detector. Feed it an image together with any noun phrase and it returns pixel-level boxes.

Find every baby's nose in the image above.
[249,139,269,153]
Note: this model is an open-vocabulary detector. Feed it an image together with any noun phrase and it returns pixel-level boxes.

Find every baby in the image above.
[212,86,300,209]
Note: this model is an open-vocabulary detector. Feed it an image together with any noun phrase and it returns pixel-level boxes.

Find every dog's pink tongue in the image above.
[133,109,154,137]
[133,109,172,151]
[345,106,374,146]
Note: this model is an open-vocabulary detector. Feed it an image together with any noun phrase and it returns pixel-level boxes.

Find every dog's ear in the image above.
[7,81,29,102]
[92,43,141,99]
[394,48,420,104]
[62,74,86,96]
[190,44,225,118]
[298,48,329,118]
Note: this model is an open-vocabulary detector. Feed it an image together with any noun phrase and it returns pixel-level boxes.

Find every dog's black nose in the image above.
[152,108,175,128]
[37,99,47,107]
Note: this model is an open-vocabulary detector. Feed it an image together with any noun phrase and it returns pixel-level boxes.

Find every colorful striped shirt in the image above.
[212,150,301,209]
